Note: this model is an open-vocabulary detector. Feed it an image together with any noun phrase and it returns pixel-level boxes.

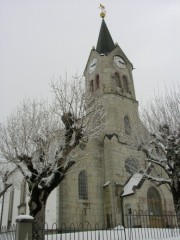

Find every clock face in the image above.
[114,56,126,69]
[89,59,97,73]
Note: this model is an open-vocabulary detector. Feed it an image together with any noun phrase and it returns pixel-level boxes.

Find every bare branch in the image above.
[140,84,180,213]
[0,74,105,235]
[0,183,12,198]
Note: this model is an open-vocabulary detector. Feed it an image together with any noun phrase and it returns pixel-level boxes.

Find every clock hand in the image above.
[118,60,125,65]
[91,63,96,67]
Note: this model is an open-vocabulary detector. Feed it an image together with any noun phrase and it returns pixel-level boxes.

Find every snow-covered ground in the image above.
[0,227,179,240]
[163,238,179,240]
[45,227,180,240]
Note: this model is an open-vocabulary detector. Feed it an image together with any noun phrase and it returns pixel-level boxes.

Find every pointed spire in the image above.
[96,19,116,54]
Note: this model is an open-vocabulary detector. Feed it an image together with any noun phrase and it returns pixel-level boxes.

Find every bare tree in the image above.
[0,181,12,198]
[0,75,104,240]
[0,162,12,198]
[139,86,180,214]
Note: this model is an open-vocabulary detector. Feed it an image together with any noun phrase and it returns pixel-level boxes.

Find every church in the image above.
[0,10,175,229]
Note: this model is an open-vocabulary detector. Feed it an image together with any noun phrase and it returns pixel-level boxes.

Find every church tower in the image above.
[56,8,175,228]
[84,14,139,137]
[84,18,136,100]
[83,11,143,226]
[82,9,174,227]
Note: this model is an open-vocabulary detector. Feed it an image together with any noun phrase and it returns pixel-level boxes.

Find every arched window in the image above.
[126,203,132,214]
[125,204,134,227]
[90,80,94,92]
[7,186,14,229]
[122,76,129,93]
[95,75,100,90]
[147,187,162,215]
[114,72,122,88]
[18,179,27,215]
[124,116,131,135]
[78,170,88,200]
[125,157,139,175]
[20,179,26,204]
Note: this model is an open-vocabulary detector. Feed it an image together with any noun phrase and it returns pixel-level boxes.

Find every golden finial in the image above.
[99,3,106,18]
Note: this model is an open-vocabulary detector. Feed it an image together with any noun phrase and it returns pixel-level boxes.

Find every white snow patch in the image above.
[121,173,143,197]
[38,173,55,189]
[17,162,32,178]
[44,174,54,187]
[16,215,34,220]
[38,184,43,189]
[44,228,180,240]
[103,181,111,187]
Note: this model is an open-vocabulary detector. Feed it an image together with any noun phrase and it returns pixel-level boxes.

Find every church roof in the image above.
[96,19,116,54]
[121,173,143,197]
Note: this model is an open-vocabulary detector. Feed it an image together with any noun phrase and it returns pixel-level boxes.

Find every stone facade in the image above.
[55,19,175,227]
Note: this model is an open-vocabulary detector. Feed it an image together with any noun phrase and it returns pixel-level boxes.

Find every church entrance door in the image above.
[147,187,164,227]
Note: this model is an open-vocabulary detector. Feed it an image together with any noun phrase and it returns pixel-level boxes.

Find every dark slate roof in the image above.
[96,19,116,54]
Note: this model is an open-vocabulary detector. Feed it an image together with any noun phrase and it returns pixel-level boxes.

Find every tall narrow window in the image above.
[18,179,27,215]
[114,72,122,88]
[90,80,94,92]
[20,179,26,204]
[7,187,14,229]
[124,116,131,135]
[126,204,134,227]
[95,75,100,90]
[106,214,112,228]
[78,170,88,200]
[122,76,129,93]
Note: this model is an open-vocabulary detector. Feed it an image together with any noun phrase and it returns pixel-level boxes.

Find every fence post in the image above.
[16,215,34,240]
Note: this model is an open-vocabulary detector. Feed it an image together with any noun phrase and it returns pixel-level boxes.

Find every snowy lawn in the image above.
[0,227,179,240]
[45,227,180,240]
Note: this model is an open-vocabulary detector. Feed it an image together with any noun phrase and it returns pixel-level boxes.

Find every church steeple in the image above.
[84,5,136,101]
[96,19,116,54]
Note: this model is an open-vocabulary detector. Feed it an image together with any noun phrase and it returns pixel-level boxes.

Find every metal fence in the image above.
[45,228,180,240]
[44,224,180,240]
[0,225,16,240]
[123,213,180,228]
[0,214,180,240]
[45,214,180,240]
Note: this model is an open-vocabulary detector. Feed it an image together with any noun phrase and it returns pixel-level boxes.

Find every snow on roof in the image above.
[121,173,143,197]
[103,181,111,187]
[16,215,34,221]
[102,181,124,187]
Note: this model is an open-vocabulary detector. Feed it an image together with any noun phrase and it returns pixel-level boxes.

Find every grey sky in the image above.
[0,0,180,122]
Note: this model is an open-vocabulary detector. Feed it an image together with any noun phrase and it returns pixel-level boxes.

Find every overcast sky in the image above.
[0,0,180,123]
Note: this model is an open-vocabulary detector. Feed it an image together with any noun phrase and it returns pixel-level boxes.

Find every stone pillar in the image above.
[16,215,34,240]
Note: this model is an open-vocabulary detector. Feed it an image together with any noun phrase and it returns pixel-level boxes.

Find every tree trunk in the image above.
[32,204,46,240]
[0,184,12,198]
[170,169,180,216]
[171,187,180,216]
[27,165,72,239]
[28,187,49,240]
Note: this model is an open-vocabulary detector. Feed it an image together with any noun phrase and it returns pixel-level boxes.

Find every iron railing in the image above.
[0,214,180,240]
[0,225,16,240]
[44,224,180,240]
[44,214,180,240]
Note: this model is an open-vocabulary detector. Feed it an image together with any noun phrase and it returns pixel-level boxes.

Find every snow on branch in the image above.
[51,75,105,143]
[143,172,171,185]
[140,85,180,214]
[0,74,105,201]
[138,144,168,169]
